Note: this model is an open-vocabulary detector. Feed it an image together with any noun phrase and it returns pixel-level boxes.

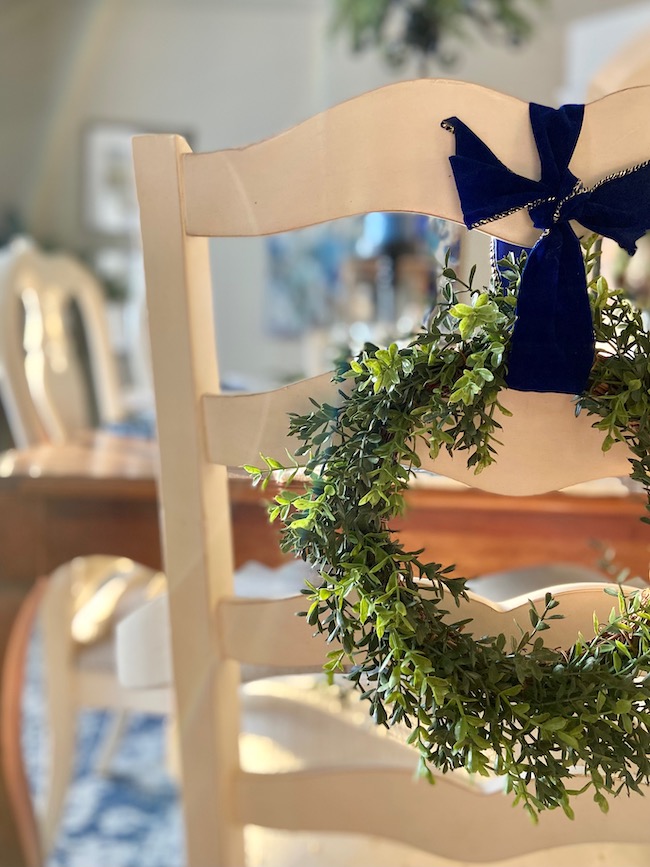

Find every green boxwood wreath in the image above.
[247,235,650,820]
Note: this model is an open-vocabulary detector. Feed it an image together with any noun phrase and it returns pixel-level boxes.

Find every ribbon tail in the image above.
[505,223,594,395]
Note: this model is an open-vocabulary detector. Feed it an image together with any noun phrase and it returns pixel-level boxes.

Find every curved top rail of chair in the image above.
[168,80,650,245]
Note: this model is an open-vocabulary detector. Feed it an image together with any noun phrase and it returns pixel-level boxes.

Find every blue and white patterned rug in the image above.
[22,629,184,867]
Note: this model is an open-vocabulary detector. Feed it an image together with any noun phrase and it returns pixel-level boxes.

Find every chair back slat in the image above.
[237,765,650,862]
[45,252,124,429]
[0,243,49,447]
[118,582,633,689]
[203,383,629,495]
[202,372,341,468]
[225,582,633,664]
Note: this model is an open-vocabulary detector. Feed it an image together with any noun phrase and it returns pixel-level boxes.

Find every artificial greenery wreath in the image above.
[247,234,650,820]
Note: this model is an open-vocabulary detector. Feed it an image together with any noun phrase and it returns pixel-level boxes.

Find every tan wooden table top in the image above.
[0,430,645,513]
[0,431,158,484]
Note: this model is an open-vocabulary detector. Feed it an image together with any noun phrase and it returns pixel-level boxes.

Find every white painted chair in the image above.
[0,237,124,448]
[0,556,168,867]
[129,80,650,866]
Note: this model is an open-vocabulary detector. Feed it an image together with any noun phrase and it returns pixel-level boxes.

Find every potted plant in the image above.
[331,0,547,72]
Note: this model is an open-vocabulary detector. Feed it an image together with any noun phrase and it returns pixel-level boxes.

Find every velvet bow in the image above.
[443,102,650,394]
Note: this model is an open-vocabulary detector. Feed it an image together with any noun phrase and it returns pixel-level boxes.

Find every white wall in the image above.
[0,1,72,234]
[14,0,328,385]
[561,2,650,103]
[0,0,644,383]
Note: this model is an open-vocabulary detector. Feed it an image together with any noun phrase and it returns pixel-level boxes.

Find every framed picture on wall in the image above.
[82,122,143,236]
[82,122,194,237]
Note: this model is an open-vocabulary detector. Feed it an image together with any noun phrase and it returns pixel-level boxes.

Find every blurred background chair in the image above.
[0,237,125,449]
[34,556,167,859]
[2,559,168,866]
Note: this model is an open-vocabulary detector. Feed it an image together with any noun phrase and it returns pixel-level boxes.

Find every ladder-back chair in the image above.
[131,80,650,866]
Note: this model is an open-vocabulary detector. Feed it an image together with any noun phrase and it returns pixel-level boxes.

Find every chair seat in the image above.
[240,676,481,867]
[75,579,155,672]
[239,677,650,867]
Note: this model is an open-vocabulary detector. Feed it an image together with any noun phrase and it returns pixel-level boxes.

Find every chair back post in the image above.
[48,252,124,429]
[133,133,245,867]
[0,239,125,445]
[0,242,50,447]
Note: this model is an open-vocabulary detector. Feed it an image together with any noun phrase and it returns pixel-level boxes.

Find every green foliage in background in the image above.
[248,236,650,818]
[331,0,547,71]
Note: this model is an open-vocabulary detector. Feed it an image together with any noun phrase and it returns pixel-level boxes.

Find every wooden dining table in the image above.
[0,431,649,865]
[1,431,649,586]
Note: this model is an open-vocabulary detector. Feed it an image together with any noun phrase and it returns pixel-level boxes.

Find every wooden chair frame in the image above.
[133,80,650,866]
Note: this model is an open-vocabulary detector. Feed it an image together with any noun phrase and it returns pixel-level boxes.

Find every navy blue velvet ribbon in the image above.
[443,103,650,394]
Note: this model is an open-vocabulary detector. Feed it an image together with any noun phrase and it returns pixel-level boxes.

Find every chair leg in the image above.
[39,563,78,856]
[95,709,128,777]
[40,702,76,855]
[164,712,179,779]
